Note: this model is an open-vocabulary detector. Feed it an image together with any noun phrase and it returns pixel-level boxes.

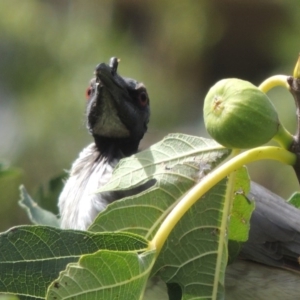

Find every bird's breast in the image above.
[58,143,119,230]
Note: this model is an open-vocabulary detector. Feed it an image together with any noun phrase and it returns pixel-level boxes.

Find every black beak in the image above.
[94,58,134,108]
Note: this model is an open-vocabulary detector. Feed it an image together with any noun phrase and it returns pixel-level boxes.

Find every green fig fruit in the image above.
[203,78,280,149]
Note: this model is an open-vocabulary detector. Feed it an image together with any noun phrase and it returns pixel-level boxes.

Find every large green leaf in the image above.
[153,169,254,300]
[0,226,148,299]
[152,178,229,300]
[0,134,254,299]
[88,134,254,299]
[90,134,232,236]
[95,134,232,194]
[46,250,156,300]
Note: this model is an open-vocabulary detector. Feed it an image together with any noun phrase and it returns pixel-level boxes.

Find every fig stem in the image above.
[287,76,300,182]
[258,75,294,150]
[272,123,294,149]
[258,75,289,93]
[151,146,296,256]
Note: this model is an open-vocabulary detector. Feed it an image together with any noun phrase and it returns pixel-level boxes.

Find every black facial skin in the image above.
[85,57,150,157]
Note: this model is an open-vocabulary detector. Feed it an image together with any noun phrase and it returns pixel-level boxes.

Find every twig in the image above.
[287,76,300,182]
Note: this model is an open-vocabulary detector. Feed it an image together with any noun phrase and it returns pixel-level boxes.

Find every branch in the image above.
[287,76,300,182]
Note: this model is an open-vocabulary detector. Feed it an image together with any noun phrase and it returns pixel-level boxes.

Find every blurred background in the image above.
[1,0,300,231]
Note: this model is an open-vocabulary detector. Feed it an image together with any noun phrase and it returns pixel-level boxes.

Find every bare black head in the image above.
[85,57,150,157]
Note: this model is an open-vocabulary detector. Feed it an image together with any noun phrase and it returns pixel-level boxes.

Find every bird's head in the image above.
[85,57,150,156]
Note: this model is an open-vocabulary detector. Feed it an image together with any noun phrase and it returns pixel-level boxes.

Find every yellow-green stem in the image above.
[272,123,294,149]
[151,146,296,255]
[258,75,289,93]
[258,75,293,149]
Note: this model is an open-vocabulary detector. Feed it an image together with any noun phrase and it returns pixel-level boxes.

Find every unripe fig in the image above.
[203,78,279,149]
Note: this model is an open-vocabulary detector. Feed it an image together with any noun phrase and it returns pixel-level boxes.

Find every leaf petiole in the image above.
[258,75,294,149]
[258,75,289,93]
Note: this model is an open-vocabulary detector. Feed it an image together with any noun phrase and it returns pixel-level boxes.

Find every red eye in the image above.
[138,91,148,107]
[85,86,92,100]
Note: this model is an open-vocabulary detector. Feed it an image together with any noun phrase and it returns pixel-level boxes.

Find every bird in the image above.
[58,58,300,299]
[58,57,150,230]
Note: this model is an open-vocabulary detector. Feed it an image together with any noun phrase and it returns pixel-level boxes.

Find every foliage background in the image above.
[1,0,300,231]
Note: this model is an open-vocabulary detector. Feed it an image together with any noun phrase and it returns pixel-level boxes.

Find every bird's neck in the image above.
[93,135,141,158]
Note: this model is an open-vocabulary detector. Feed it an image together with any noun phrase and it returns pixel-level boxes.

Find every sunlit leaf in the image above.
[91,134,231,237]
[229,167,253,242]
[89,134,238,298]
[46,250,156,300]
[0,135,255,299]
[227,167,255,263]
[96,134,231,193]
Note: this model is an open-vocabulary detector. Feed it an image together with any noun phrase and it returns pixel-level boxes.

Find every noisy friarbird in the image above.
[58,58,300,299]
[59,57,150,230]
